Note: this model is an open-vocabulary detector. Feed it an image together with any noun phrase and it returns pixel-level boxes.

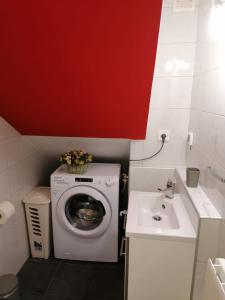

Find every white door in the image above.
[57,185,112,238]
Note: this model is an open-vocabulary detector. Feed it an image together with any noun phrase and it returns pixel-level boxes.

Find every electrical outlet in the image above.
[158,130,170,142]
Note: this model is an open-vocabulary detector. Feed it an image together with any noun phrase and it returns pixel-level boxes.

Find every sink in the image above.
[137,193,179,229]
[126,191,196,241]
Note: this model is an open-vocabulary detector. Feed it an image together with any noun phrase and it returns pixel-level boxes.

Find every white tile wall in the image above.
[142,139,187,166]
[150,77,193,109]
[24,136,130,165]
[158,7,197,43]
[187,0,225,217]
[0,117,46,275]
[187,0,225,298]
[130,2,225,299]
[129,167,175,192]
[130,0,198,166]
[162,0,173,8]
[154,43,196,78]
[146,109,190,140]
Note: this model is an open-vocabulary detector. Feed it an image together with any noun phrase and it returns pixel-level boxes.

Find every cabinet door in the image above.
[127,237,195,300]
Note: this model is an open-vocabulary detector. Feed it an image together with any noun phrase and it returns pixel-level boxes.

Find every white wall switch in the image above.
[187,132,194,150]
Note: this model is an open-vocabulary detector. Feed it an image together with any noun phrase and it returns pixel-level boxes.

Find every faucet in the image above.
[158,179,176,199]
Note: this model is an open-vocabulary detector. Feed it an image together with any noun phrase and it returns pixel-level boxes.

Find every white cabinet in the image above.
[126,237,195,300]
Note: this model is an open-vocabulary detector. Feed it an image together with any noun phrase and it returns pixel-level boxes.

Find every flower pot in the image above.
[67,164,88,174]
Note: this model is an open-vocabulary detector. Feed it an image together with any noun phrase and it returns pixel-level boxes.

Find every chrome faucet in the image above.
[158,179,176,199]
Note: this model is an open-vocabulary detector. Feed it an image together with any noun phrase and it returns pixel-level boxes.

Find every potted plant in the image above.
[60,150,92,174]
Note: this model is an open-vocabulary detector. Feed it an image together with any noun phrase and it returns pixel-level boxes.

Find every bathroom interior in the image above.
[1,0,225,299]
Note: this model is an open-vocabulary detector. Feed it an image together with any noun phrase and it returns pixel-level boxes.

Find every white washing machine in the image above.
[51,163,121,262]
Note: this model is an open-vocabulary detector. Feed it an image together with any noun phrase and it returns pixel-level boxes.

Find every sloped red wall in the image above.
[0,1,162,139]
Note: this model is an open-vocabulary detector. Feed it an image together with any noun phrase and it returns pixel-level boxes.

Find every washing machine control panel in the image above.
[52,174,116,188]
[75,178,93,182]
[105,177,115,187]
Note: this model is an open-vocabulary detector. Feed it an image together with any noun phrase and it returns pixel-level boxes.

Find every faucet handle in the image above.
[167,178,176,189]
[158,178,176,192]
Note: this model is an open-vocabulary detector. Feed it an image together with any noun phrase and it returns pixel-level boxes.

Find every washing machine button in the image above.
[105,177,115,187]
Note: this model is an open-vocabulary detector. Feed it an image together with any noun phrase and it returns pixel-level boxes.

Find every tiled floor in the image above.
[18,258,124,300]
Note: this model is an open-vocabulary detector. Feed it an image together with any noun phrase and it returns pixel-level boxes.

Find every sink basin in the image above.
[126,191,196,241]
[138,194,179,229]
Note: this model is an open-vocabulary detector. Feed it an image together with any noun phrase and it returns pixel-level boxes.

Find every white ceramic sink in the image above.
[126,191,196,241]
[138,194,179,229]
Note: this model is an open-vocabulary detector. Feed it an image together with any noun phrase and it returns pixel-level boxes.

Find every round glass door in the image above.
[57,186,111,238]
[65,193,106,230]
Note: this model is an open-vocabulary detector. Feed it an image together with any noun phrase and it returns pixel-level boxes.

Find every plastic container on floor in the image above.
[23,187,51,259]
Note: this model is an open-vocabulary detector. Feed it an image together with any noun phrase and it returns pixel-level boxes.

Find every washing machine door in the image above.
[57,185,112,238]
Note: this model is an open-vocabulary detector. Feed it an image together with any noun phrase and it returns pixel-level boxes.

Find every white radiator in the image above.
[202,259,225,300]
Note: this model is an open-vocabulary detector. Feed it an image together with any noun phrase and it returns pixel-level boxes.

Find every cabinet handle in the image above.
[120,210,127,230]
[123,213,127,230]
[120,237,126,256]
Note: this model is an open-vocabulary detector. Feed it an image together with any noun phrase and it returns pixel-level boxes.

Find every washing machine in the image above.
[51,163,121,262]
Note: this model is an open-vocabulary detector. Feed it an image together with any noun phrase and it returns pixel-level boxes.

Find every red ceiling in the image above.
[0,1,162,139]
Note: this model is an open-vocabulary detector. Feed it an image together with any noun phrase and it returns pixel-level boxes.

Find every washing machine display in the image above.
[51,163,120,262]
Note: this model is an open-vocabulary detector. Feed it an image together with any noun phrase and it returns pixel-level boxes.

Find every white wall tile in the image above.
[195,41,225,74]
[213,115,225,168]
[141,139,187,166]
[188,0,225,216]
[0,141,7,172]
[191,68,225,114]
[214,66,225,116]
[197,5,212,42]
[25,136,130,162]
[0,171,10,199]
[150,77,193,109]
[4,136,24,167]
[129,167,174,192]
[130,1,196,167]
[0,117,19,140]
[158,8,197,43]
[154,43,196,77]
[163,0,173,8]
[131,139,187,166]
[200,0,212,9]
[0,116,46,275]
[130,140,144,161]
[146,109,190,140]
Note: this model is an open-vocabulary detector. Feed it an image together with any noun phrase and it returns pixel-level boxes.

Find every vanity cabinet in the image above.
[125,237,195,300]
